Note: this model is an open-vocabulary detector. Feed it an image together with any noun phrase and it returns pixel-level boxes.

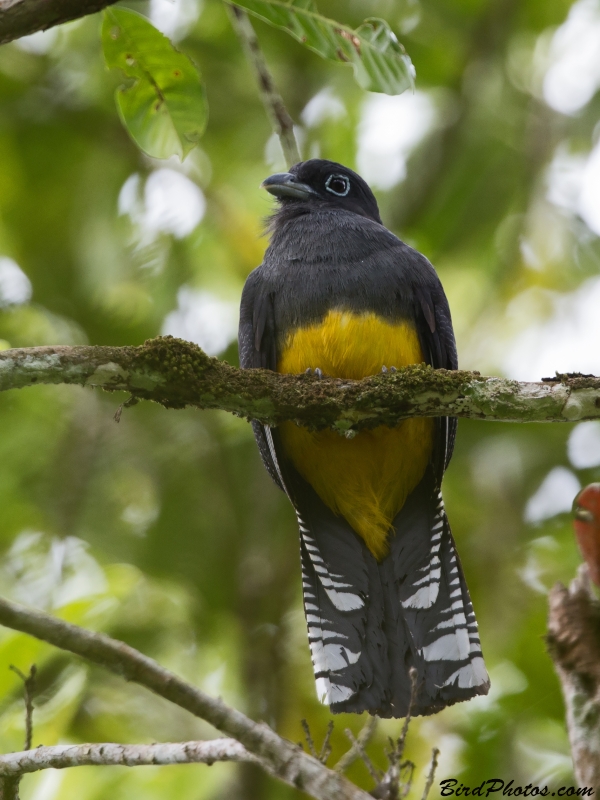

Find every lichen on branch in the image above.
[0,337,599,430]
[0,740,256,776]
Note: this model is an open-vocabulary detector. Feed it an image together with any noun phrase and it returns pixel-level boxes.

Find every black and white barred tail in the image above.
[294,466,489,717]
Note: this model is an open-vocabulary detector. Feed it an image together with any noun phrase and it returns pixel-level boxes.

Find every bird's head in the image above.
[261,159,382,224]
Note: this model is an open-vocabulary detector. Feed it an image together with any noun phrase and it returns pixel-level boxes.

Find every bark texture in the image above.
[547,567,600,791]
[0,338,599,429]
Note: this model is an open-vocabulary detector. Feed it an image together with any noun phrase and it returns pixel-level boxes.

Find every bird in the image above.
[238,159,490,718]
[573,483,600,587]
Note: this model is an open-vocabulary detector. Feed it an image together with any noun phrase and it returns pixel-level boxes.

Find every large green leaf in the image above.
[228,0,414,95]
[102,8,207,160]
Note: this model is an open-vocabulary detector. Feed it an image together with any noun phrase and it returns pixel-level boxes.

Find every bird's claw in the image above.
[381,365,397,373]
[305,367,323,379]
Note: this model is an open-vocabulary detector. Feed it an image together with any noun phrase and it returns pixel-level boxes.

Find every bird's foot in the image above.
[381,365,397,373]
[305,367,323,379]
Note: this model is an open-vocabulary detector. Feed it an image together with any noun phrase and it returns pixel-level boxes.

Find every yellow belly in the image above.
[278,310,433,560]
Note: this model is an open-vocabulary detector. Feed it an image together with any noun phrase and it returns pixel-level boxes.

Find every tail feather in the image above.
[301,536,368,706]
[293,465,490,718]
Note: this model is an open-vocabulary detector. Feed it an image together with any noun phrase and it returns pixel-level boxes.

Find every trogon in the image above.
[238,159,490,717]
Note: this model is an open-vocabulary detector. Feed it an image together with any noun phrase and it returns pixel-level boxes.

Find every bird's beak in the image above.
[261,172,317,200]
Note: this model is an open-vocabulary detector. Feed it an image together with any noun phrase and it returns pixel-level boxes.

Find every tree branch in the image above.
[0,775,20,800]
[0,594,371,800]
[0,740,257,776]
[8,665,36,752]
[0,338,599,428]
[226,3,300,166]
[0,0,117,47]
[547,566,600,791]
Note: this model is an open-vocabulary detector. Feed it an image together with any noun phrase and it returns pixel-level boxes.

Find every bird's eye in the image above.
[325,174,350,197]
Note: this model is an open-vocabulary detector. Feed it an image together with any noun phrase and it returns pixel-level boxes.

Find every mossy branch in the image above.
[0,337,599,428]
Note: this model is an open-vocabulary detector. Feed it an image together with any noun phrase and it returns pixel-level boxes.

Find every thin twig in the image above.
[334,716,378,773]
[2,665,37,800]
[113,394,138,423]
[370,760,398,799]
[9,665,36,751]
[421,749,440,800]
[301,719,318,759]
[226,3,300,166]
[395,667,418,765]
[399,760,415,799]
[344,729,382,784]
[371,670,419,800]
[0,595,371,800]
[319,721,335,765]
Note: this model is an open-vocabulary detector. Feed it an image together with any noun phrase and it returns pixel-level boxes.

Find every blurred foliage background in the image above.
[1,0,600,797]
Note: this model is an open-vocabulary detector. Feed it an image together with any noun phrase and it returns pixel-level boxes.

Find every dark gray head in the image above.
[262,159,382,224]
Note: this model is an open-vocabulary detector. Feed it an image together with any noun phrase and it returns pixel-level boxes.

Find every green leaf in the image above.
[228,0,415,95]
[102,8,208,160]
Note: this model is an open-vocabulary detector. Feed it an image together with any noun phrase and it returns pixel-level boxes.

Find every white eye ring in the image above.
[325,174,350,197]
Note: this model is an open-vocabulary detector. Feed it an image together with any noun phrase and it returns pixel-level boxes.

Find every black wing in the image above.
[414,278,458,482]
[239,270,284,490]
